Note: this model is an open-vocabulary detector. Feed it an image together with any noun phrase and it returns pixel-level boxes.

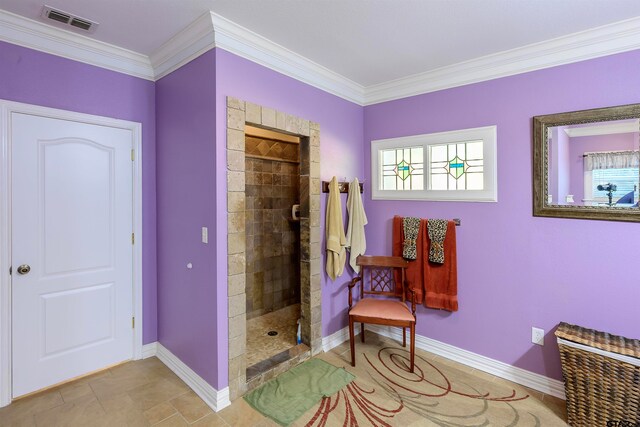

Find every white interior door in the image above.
[11,112,134,397]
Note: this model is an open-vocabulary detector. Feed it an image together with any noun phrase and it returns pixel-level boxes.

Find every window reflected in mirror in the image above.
[546,119,639,208]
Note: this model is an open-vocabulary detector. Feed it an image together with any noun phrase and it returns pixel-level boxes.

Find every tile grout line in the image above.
[149,403,177,426]
[169,388,216,425]
[176,412,189,425]
[187,410,216,425]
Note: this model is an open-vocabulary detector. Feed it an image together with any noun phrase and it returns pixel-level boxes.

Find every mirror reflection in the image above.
[546,119,640,208]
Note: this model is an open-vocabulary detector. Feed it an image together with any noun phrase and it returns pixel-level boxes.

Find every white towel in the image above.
[345,177,368,273]
[325,177,346,280]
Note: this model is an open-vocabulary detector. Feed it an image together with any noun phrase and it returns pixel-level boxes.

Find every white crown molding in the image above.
[364,16,640,105]
[0,9,154,81]
[149,11,365,102]
[156,343,230,412]
[150,12,216,80]
[323,324,565,400]
[147,10,366,102]
[3,8,640,107]
[124,11,640,104]
[209,12,365,105]
[564,121,638,137]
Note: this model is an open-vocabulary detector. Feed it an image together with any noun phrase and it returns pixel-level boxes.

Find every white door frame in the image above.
[0,100,144,407]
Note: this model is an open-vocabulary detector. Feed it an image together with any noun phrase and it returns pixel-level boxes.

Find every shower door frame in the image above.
[226,97,322,400]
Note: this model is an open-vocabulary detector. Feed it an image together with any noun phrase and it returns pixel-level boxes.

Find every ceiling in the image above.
[2,0,640,88]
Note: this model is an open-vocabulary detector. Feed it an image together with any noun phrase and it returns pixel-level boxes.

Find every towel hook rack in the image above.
[322,180,364,194]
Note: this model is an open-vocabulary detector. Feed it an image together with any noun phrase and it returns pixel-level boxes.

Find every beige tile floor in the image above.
[0,332,566,427]
[0,357,234,427]
[246,303,300,367]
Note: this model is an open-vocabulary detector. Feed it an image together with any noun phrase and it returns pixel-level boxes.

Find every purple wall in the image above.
[364,49,640,381]
[156,52,219,386]
[215,48,364,388]
[568,133,638,203]
[0,41,158,344]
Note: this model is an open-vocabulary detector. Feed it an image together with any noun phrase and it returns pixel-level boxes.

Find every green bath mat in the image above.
[244,358,355,426]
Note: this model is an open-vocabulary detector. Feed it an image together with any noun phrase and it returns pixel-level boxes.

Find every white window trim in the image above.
[371,125,497,202]
[583,170,595,203]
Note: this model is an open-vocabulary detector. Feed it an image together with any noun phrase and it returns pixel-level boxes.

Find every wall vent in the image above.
[40,5,98,33]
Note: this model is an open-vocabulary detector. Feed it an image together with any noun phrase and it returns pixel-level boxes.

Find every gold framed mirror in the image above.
[533,104,640,222]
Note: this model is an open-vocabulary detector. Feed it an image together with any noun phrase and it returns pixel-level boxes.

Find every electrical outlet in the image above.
[532,327,545,346]
[201,226,208,244]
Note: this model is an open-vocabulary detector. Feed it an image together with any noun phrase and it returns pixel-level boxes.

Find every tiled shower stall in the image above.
[244,132,303,371]
[226,97,322,400]
[245,135,301,320]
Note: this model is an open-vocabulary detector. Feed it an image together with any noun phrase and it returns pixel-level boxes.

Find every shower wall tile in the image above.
[245,137,301,320]
[261,107,276,128]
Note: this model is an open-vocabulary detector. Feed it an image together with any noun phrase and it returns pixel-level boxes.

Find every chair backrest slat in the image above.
[363,290,397,297]
[357,255,409,269]
[356,255,409,299]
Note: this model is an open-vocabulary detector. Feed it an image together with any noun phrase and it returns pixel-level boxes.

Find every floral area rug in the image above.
[291,332,567,427]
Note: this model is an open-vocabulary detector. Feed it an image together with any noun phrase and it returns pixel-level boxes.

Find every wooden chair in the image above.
[348,255,416,372]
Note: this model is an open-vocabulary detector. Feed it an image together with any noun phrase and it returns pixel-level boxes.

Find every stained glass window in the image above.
[380,147,424,190]
[429,141,484,190]
[371,125,496,201]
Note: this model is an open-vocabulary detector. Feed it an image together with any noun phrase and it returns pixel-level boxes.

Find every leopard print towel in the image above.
[402,217,420,260]
[427,219,448,264]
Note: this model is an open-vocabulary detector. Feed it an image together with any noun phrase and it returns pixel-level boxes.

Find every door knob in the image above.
[16,264,30,275]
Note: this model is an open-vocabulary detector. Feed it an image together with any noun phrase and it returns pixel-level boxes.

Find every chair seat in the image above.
[349,298,414,323]
[348,255,415,372]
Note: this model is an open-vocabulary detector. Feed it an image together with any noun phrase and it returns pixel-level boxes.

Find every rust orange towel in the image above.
[392,216,458,312]
[424,219,458,311]
[393,216,424,303]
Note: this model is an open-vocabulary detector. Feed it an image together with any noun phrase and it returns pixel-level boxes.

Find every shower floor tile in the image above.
[246,303,300,368]
[246,343,309,381]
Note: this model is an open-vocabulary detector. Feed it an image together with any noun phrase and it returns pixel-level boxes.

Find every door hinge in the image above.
[9,266,11,275]
[132,317,135,329]
[132,233,135,245]
[131,149,135,161]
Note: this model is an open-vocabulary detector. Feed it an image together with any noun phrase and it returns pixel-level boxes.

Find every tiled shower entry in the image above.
[245,129,305,380]
[226,97,322,400]
[245,131,301,321]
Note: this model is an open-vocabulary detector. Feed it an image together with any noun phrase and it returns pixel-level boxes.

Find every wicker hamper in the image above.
[555,322,640,426]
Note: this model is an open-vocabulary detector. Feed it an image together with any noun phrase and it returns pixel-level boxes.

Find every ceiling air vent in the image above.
[40,6,98,33]
[70,18,92,31]
[46,9,70,24]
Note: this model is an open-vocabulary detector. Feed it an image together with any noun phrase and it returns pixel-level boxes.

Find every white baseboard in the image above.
[322,324,361,353]
[155,343,230,412]
[141,342,158,359]
[323,325,565,400]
